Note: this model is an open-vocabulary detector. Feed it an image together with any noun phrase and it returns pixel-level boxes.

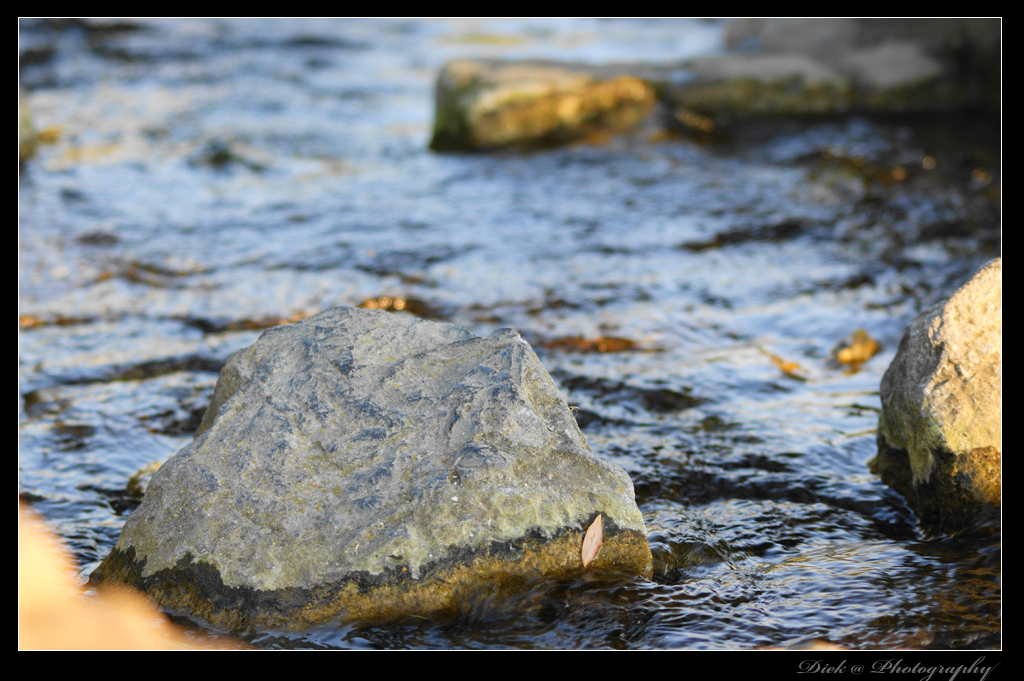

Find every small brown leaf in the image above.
[581,514,603,567]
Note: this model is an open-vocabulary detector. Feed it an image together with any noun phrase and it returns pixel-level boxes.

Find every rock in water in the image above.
[429,59,656,151]
[90,308,652,630]
[871,258,1001,534]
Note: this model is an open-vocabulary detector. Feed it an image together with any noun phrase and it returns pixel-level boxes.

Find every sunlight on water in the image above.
[19,18,999,649]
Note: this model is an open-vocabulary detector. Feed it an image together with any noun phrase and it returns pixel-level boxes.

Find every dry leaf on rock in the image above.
[581,514,603,567]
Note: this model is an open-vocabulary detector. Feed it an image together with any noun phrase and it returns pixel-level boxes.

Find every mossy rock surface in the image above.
[669,19,1000,130]
[430,59,657,151]
[871,259,1001,534]
[91,307,651,630]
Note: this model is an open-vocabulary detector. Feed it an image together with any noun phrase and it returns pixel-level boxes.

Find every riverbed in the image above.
[18,18,1000,649]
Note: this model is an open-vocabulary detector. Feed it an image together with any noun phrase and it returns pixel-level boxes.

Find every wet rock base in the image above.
[871,438,1000,536]
[92,517,651,631]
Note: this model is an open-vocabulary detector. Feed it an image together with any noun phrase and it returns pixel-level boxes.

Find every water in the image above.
[18,18,1000,650]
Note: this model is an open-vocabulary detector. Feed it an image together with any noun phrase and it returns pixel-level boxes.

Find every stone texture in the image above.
[91,307,652,630]
[725,18,861,57]
[428,20,1000,149]
[668,54,852,124]
[725,18,1000,64]
[668,18,1000,129]
[429,59,656,151]
[871,259,1001,534]
[841,42,943,92]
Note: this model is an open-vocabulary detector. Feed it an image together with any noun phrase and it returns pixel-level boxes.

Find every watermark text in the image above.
[797,656,998,681]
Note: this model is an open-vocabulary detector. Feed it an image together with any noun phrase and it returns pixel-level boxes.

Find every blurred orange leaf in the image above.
[358,296,435,318]
[833,329,881,371]
[19,314,94,329]
[542,335,638,353]
[760,347,807,381]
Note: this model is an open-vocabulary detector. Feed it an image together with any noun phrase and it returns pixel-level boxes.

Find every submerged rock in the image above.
[90,307,651,630]
[429,59,656,151]
[870,259,1001,534]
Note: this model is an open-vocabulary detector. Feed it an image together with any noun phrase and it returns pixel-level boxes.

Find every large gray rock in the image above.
[429,59,657,151]
[871,259,1001,534]
[90,308,652,630]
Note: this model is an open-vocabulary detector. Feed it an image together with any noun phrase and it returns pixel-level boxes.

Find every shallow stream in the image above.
[18,18,1000,649]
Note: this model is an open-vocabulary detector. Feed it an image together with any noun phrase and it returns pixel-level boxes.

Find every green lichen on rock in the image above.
[430,59,656,151]
[669,54,852,122]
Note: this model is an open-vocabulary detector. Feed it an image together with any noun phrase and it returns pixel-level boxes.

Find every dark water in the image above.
[18,18,1000,650]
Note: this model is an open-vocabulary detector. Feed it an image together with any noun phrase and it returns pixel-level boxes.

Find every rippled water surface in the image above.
[19,18,1000,650]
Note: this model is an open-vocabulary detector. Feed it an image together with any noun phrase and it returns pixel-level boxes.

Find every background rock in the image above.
[429,59,656,151]
[669,18,1000,129]
[871,259,1001,534]
[91,307,651,630]
[669,54,852,124]
[428,20,1000,149]
[724,18,999,65]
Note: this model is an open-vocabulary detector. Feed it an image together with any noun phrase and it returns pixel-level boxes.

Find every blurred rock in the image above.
[725,18,999,69]
[431,20,1000,149]
[669,18,1000,129]
[871,259,1001,534]
[430,59,657,151]
[668,54,851,126]
[19,90,36,165]
[840,42,949,110]
[725,18,861,56]
[91,307,651,630]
